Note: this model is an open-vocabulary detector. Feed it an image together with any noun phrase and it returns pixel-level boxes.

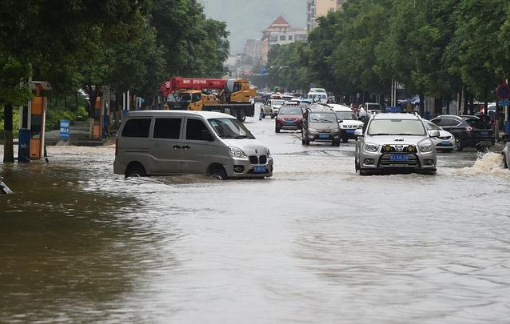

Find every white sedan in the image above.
[424,120,456,152]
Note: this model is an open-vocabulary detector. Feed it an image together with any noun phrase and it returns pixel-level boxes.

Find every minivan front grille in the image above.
[249,155,267,164]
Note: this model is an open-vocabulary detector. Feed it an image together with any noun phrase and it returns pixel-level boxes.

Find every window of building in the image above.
[154,118,181,139]
[122,118,151,138]
[280,35,286,41]
[288,35,293,41]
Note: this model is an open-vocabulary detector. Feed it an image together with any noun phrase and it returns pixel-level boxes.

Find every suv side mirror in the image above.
[354,129,363,137]
[202,129,214,141]
[428,130,440,137]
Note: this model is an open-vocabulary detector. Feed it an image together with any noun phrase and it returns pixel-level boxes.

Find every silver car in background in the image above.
[354,113,439,175]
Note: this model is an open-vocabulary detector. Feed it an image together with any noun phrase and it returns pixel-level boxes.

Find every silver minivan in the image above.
[113,111,273,179]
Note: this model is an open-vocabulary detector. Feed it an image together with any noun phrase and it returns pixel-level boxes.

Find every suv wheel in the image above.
[342,138,349,143]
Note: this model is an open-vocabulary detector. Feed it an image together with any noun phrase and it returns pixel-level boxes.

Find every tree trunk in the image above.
[469,95,474,115]
[3,103,14,163]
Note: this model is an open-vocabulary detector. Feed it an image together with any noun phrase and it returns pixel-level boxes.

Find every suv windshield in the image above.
[309,112,337,123]
[279,107,302,115]
[368,119,426,136]
[208,118,255,139]
[335,111,356,121]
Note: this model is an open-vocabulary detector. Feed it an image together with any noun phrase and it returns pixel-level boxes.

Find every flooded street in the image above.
[1,111,510,324]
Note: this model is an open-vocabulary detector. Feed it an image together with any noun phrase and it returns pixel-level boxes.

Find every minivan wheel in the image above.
[125,164,146,178]
[210,169,227,180]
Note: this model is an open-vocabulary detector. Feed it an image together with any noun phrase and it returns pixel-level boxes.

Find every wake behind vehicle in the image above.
[302,105,341,146]
[354,113,438,175]
[114,111,273,179]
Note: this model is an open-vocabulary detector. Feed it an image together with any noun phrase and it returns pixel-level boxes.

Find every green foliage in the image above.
[267,42,310,92]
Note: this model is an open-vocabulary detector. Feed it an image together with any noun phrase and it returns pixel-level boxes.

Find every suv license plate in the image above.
[253,166,266,173]
[346,129,355,134]
[390,154,409,161]
[441,140,451,145]
[319,134,329,139]
[481,131,488,136]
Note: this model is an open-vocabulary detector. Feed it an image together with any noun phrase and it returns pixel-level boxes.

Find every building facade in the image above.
[260,15,307,63]
[307,0,345,32]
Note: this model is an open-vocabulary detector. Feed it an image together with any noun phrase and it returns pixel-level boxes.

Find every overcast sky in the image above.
[199,0,306,54]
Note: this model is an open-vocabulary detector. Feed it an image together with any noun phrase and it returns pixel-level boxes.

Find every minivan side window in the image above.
[186,119,209,141]
[154,118,181,139]
[122,118,151,138]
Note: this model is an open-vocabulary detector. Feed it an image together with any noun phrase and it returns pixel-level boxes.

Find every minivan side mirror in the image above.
[354,129,363,137]
[202,129,214,141]
[428,130,440,137]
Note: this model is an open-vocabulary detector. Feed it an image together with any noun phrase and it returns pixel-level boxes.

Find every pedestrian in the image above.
[358,104,367,122]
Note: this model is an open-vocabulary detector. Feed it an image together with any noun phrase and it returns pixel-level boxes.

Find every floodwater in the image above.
[1,110,510,324]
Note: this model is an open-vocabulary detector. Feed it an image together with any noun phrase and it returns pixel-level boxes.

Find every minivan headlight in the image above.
[229,147,247,158]
[364,143,379,152]
[419,140,434,153]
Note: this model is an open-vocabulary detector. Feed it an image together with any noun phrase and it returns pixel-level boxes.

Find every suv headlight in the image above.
[364,143,379,152]
[229,147,247,158]
[267,149,271,158]
[419,140,434,153]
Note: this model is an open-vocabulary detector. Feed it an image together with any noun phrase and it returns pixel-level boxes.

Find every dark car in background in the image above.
[430,115,494,151]
[275,106,304,133]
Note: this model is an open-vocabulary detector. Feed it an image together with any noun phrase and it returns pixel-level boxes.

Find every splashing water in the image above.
[457,152,510,177]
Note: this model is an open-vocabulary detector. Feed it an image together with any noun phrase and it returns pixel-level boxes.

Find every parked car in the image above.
[114,110,273,179]
[328,104,364,142]
[354,113,438,175]
[302,105,341,146]
[423,120,455,152]
[275,106,304,133]
[261,99,286,119]
[430,115,494,151]
[365,102,384,114]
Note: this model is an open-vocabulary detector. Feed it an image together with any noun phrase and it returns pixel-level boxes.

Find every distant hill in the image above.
[200,0,306,53]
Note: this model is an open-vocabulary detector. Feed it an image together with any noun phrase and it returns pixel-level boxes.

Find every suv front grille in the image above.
[249,155,267,164]
[379,154,420,167]
[381,144,417,153]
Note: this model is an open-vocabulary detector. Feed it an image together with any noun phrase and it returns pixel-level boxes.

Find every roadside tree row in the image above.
[267,0,510,113]
[0,0,229,162]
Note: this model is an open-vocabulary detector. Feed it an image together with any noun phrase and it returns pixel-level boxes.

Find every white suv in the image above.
[354,113,439,175]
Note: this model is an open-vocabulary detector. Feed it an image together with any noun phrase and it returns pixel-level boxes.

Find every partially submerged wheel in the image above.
[210,168,227,180]
[125,164,146,178]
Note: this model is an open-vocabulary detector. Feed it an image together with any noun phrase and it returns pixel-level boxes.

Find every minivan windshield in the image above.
[368,119,426,136]
[208,118,255,139]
